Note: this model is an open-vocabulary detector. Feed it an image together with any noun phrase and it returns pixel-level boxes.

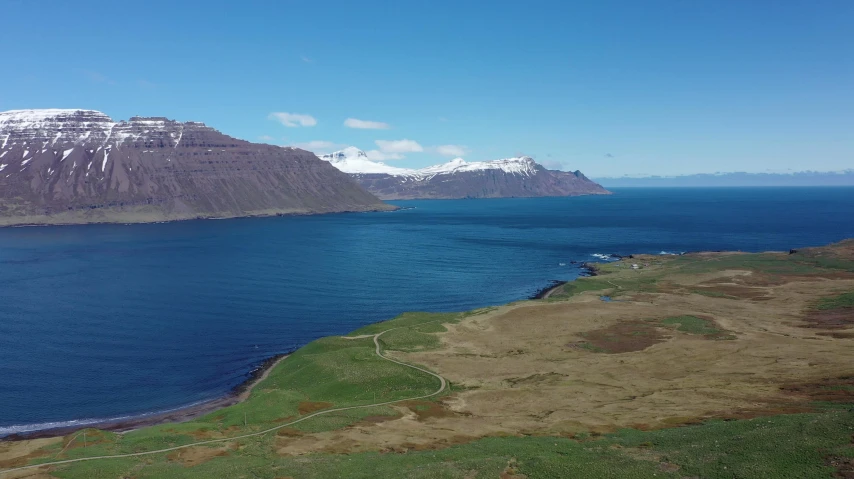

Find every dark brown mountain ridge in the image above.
[0,109,392,226]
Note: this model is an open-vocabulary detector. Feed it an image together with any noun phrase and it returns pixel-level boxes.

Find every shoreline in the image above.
[2,261,606,442]
[530,280,567,300]
[0,203,399,229]
[1,354,289,441]
[528,262,601,300]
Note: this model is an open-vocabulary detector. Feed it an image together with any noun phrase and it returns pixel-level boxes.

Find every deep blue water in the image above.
[1,187,853,435]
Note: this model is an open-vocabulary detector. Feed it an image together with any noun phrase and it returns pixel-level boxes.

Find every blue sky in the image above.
[1,0,851,177]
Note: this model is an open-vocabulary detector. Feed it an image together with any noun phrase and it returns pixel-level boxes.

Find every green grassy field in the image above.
[39,404,854,478]
[547,277,611,300]
[660,315,734,338]
[6,245,854,478]
[20,299,854,478]
[19,312,460,468]
[816,291,854,310]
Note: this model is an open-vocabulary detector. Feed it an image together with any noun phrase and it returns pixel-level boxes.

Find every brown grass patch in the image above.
[706,402,815,421]
[568,321,668,353]
[724,272,791,287]
[826,455,854,479]
[63,430,111,450]
[0,438,61,471]
[506,372,566,388]
[0,468,56,479]
[803,308,854,330]
[651,281,682,294]
[397,400,457,421]
[818,331,854,339]
[0,450,48,470]
[781,376,854,403]
[276,428,304,438]
[298,401,333,415]
[693,283,773,300]
[658,416,704,427]
[355,413,402,425]
[166,444,235,467]
[186,425,240,440]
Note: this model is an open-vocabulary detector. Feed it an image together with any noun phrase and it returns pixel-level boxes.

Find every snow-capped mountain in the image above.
[318,148,609,199]
[319,148,539,179]
[0,109,390,226]
[319,147,417,175]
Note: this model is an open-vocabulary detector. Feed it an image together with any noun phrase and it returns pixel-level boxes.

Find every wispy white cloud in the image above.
[268,112,317,127]
[137,79,156,89]
[258,135,276,142]
[289,140,345,153]
[375,139,423,154]
[365,150,405,161]
[540,159,564,170]
[79,69,115,85]
[435,144,467,157]
[301,55,313,63]
[344,118,391,130]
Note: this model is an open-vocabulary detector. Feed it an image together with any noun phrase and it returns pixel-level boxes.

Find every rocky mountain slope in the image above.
[319,147,609,200]
[0,110,392,226]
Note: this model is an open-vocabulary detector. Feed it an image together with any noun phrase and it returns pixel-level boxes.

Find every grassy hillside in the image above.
[2,240,854,478]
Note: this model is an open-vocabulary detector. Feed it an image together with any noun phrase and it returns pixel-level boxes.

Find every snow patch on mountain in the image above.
[0,110,212,149]
[318,147,417,175]
[318,148,540,178]
[417,156,538,178]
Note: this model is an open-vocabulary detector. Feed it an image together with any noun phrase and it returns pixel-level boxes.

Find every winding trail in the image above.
[541,283,565,300]
[1,328,447,476]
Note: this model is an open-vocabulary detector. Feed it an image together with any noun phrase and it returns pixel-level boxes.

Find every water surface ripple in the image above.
[1,188,853,434]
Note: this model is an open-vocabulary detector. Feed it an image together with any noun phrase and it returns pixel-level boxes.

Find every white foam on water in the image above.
[0,398,213,437]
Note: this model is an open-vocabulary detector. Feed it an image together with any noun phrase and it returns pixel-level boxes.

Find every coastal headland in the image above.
[2,239,854,478]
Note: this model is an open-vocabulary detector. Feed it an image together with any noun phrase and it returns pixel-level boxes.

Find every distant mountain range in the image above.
[596,171,854,187]
[0,109,391,226]
[318,147,609,199]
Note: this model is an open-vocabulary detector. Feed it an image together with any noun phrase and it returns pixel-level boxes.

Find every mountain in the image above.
[596,171,854,188]
[0,110,392,226]
[318,147,610,200]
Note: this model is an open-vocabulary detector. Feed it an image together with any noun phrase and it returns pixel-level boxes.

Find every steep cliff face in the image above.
[0,110,391,225]
[318,148,610,200]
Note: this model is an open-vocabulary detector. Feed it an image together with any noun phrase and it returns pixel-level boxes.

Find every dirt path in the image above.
[541,283,564,299]
[0,328,447,476]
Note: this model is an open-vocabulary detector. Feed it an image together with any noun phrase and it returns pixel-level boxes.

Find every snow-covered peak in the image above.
[0,109,116,145]
[0,110,213,149]
[0,109,112,126]
[422,158,467,172]
[316,149,540,178]
[419,156,538,177]
[318,148,417,175]
[322,146,369,162]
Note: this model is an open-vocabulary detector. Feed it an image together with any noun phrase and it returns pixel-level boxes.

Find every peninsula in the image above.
[2,240,853,478]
